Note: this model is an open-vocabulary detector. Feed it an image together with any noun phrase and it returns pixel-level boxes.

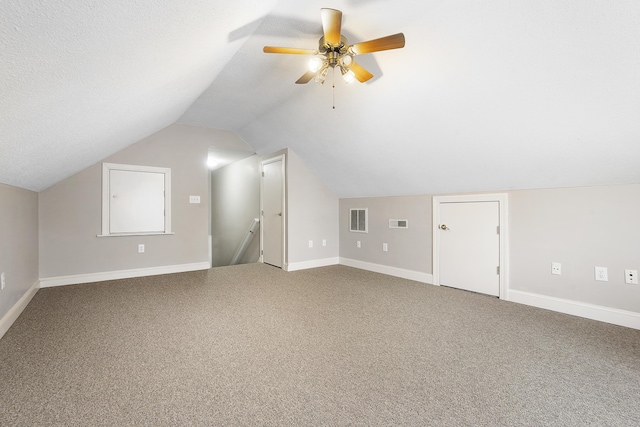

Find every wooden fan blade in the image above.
[295,70,316,84]
[351,33,405,55]
[350,62,374,83]
[321,8,342,45]
[263,46,316,55]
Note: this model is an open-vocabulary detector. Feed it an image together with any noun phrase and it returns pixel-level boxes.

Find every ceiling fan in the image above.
[263,8,405,85]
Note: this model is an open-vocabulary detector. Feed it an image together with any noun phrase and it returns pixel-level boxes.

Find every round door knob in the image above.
[440,224,449,230]
[277,212,282,216]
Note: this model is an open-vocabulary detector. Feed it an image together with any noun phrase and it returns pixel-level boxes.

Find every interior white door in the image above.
[439,201,500,296]
[262,159,284,268]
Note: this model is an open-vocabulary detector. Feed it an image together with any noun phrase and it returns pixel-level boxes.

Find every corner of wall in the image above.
[0,183,40,339]
[0,281,39,340]
[284,148,339,266]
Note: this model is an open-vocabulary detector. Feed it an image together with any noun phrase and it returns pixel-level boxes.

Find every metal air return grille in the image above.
[389,219,408,229]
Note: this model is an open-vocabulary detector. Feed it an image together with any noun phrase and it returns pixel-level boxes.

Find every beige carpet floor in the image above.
[1,263,639,426]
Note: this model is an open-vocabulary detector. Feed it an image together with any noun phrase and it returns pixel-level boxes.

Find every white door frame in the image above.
[432,193,509,299]
[260,154,286,267]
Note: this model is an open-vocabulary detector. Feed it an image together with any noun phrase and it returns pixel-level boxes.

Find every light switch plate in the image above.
[189,195,200,204]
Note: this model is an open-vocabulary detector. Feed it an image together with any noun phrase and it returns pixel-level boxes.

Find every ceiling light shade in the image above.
[315,64,330,84]
[341,68,356,83]
[309,57,324,72]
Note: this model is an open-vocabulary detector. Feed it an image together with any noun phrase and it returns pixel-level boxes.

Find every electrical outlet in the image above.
[357,241,361,248]
[322,239,327,247]
[309,240,313,248]
[1,272,5,290]
[625,269,639,285]
[138,244,145,253]
[383,243,388,252]
[551,262,561,275]
[595,266,608,281]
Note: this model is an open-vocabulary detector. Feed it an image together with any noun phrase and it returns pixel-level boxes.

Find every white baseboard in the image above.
[285,257,340,272]
[39,262,211,288]
[339,258,433,284]
[508,289,640,330]
[0,281,39,340]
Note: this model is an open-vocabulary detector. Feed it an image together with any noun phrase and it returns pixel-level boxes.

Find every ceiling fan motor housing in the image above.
[319,36,353,70]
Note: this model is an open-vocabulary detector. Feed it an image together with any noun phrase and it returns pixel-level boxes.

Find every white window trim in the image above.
[349,208,368,233]
[99,163,173,237]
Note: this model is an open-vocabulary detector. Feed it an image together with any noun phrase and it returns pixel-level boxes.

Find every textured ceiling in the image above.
[0,0,278,191]
[2,0,640,197]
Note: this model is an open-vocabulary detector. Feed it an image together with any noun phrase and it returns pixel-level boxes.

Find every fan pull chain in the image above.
[332,67,336,109]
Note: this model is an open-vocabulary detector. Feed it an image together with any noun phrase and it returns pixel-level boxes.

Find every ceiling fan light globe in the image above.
[342,69,356,83]
[315,66,329,84]
[309,57,324,72]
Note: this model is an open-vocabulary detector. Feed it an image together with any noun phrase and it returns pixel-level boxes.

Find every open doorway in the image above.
[209,148,261,267]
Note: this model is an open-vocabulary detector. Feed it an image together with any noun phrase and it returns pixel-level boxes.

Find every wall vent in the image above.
[389,219,408,229]
[350,208,368,233]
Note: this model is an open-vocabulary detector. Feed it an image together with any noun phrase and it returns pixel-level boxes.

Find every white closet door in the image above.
[439,201,500,296]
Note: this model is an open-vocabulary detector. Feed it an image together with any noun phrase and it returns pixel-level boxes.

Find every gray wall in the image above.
[39,124,253,278]
[339,184,640,313]
[210,155,261,267]
[340,195,432,273]
[509,184,640,313]
[0,184,39,320]
[285,149,339,266]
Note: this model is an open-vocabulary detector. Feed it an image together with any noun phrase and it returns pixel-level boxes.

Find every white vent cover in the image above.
[389,219,408,229]
[350,208,368,233]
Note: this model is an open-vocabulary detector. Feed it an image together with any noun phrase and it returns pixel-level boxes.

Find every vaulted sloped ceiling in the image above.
[2,1,640,197]
[0,0,278,191]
